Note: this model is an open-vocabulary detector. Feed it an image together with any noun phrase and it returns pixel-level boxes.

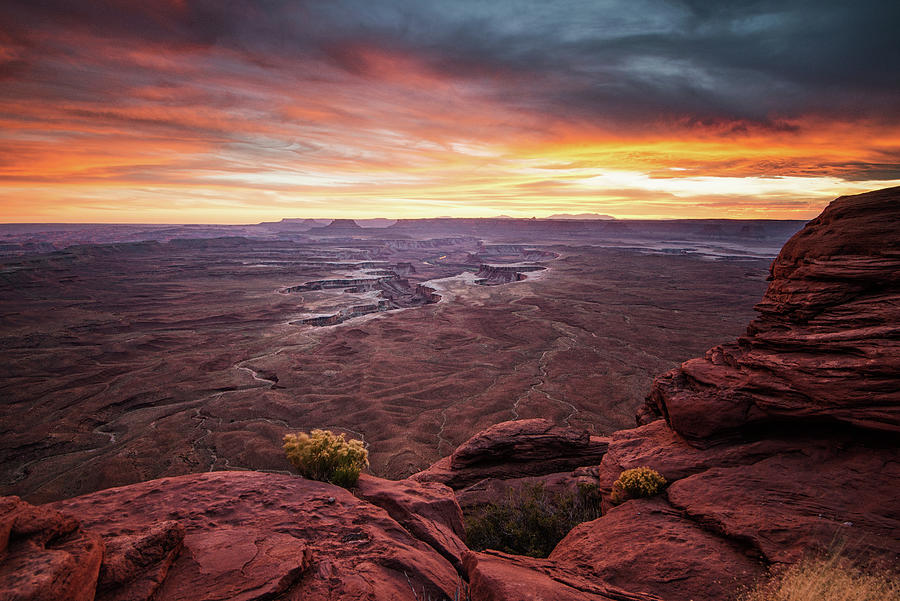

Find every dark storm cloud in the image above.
[307,1,900,126]
[394,0,900,126]
[3,0,898,129]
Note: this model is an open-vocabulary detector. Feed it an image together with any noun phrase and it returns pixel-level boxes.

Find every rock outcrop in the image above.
[550,498,764,601]
[354,475,468,571]
[646,186,900,442]
[463,551,665,601]
[40,471,463,601]
[94,520,184,601]
[412,419,608,490]
[593,419,900,561]
[0,496,103,601]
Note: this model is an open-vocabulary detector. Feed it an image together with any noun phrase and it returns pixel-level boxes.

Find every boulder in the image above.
[412,419,608,489]
[353,474,467,571]
[0,496,103,601]
[550,498,765,601]
[95,520,185,601]
[464,551,663,601]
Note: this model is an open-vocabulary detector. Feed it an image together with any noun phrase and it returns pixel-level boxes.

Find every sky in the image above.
[1,0,899,222]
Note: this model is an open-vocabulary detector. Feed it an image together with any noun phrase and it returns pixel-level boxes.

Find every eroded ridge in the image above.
[280,242,555,326]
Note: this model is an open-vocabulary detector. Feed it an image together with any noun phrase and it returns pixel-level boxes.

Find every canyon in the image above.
[2,189,897,599]
[1,218,796,503]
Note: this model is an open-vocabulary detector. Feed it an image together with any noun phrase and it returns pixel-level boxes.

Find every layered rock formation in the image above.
[646,186,900,441]
[450,187,900,600]
[0,497,103,601]
[15,472,466,601]
[474,264,547,285]
[2,188,897,600]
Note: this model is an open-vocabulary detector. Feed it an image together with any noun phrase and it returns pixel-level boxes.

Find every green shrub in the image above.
[610,466,666,505]
[464,482,601,558]
[283,429,368,488]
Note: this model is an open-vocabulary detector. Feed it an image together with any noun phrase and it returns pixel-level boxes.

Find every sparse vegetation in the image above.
[610,466,666,505]
[406,572,470,601]
[464,482,601,558]
[283,429,368,488]
[737,552,899,601]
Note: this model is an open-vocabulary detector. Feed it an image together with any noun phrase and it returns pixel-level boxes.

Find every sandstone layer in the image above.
[43,471,466,601]
[412,419,608,489]
[646,186,900,442]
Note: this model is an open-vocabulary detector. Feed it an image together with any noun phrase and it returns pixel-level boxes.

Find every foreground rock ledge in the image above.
[43,471,465,601]
[0,496,103,601]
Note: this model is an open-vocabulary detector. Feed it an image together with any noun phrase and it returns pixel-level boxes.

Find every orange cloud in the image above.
[1,23,898,223]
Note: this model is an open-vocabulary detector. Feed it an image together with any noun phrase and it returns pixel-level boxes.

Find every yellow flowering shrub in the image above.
[283,429,368,488]
[610,466,666,505]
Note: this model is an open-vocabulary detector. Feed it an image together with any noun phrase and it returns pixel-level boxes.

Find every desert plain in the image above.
[0,218,803,503]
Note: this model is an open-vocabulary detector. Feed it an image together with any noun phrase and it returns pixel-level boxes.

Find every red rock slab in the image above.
[52,471,461,601]
[95,520,185,601]
[413,419,609,489]
[666,444,900,566]
[464,551,663,601]
[353,474,467,571]
[449,419,607,469]
[595,419,822,495]
[550,498,765,601]
[0,496,103,601]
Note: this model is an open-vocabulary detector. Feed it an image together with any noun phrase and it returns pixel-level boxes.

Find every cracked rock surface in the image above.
[49,471,463,601]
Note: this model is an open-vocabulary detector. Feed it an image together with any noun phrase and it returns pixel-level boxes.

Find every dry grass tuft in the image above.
[738,552,899,601]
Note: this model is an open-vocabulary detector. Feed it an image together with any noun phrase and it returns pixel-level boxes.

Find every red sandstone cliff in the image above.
[646,186,900,441]
[1,188,898,601]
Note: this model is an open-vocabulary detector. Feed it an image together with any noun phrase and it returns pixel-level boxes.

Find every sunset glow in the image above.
[2,1,898,222]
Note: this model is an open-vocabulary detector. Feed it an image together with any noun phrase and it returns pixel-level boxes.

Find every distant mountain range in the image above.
[487,213,616,220]
[265,215,616,226]
[261,218,397,228]
[547,213,616,220]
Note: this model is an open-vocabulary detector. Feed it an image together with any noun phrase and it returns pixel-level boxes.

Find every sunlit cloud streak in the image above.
[1,0,898,222]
